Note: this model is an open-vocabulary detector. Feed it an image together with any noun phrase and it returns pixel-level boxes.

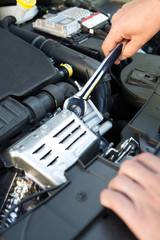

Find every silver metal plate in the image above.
[33,7,91,38]
[3,110,98,188]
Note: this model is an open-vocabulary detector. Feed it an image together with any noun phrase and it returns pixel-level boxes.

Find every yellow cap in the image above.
[17,0,36,9]
[60,63,73,78]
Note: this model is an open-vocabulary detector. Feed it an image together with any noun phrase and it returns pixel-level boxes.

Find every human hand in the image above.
[102,0,160,64]
[100,153,160,240]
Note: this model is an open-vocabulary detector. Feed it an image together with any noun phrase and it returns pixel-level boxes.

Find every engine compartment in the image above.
[0,0,160,239]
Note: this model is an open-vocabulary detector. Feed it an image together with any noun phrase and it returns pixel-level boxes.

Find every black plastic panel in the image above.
[120,53,160,107]
[129,93,160,145]
[1,157,136,240]
[0,28,60,100]
[122,90,160,148]
[0,97,29,145]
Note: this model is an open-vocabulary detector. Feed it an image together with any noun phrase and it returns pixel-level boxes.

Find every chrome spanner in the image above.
[63,43,123,118]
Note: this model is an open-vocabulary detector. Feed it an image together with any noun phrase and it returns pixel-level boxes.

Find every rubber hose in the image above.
[3,16,112,114]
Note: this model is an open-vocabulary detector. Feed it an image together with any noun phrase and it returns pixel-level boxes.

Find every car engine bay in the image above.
[0,0,160,239]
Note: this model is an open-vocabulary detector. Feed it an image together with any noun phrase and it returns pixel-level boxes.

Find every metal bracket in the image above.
[105,137,139,162]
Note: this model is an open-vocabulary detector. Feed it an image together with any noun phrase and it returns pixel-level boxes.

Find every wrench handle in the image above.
[76,43,123,100]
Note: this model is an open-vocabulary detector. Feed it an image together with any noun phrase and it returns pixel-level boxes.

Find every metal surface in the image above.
[82,99,103,131]
[63,43,123,118]
[105,137,138,162]
[33,7,91,38]
[2,110,98,188]
[82,99,112,136]
[0,175,37,231]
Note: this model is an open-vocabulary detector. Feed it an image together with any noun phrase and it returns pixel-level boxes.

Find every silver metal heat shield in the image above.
[2,110,98,188]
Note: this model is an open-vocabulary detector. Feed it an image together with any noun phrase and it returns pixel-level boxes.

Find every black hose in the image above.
[3,16,44,43]
[2,16,112,114]
[23,82,77,123]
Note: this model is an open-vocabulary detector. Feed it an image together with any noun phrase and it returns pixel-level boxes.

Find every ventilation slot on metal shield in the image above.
[3,110,98,188]
[32,144,59,168]
[53,119,87,150]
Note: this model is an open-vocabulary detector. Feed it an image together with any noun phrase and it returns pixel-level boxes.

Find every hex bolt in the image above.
[75,191,87,202]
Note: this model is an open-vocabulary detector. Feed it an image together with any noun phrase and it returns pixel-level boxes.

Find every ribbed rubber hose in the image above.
[2,16,112,114]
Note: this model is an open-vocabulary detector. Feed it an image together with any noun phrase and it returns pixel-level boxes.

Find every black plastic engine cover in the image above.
[0,157,136,240]
[122,86,160,150]
[128,92,160,145]
[0,28,60,100]
[0,97,29,146]
[120,53,160,108]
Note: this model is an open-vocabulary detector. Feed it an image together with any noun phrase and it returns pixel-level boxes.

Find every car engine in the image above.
[0,0,160,239]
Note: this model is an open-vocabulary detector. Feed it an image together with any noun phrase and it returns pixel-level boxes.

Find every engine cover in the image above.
[0,28,60,100]
[2,110,99,188]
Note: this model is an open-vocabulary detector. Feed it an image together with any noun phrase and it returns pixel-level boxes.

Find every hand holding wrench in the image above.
[63,43,123,118]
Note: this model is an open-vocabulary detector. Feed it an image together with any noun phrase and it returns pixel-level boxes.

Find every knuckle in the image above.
[111,13,117,23]
[111,10,121,23]
[138,152,150,160]
[119,159,137,175]
[134,152,156,164]
[120,159,131,170]
[108,175,124,188]
[108,175,118,188]
[123,51,133,59]
[119,55,126,61]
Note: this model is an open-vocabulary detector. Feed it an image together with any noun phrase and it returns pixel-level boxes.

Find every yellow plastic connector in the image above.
[60,63,73,78]
[17,0,37,9]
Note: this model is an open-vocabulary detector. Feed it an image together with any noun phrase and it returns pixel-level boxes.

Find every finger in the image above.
[111,11,120,24]
[108,174,145,201]
[113,40,129,64]
[114,58,121,65]
[120,36,144,59]
[101,28,124,56]
[119,159,158,190]
[132,152,160,173]
[100,188,135,225]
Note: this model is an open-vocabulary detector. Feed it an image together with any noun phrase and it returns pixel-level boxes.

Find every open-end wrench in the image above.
[63,43,123,118]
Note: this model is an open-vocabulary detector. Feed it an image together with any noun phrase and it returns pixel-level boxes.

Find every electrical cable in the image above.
[93,28,107,38]
[64,0,110,19]
[0,182,66,231]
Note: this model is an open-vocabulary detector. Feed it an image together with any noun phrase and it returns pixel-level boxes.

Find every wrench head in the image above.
[63,96,87,118]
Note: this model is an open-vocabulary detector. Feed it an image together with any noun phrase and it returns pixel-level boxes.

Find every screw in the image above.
[75,191,87,202]
[33,133,38,138]
[19,145,24,149]
[40,124,48,133]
